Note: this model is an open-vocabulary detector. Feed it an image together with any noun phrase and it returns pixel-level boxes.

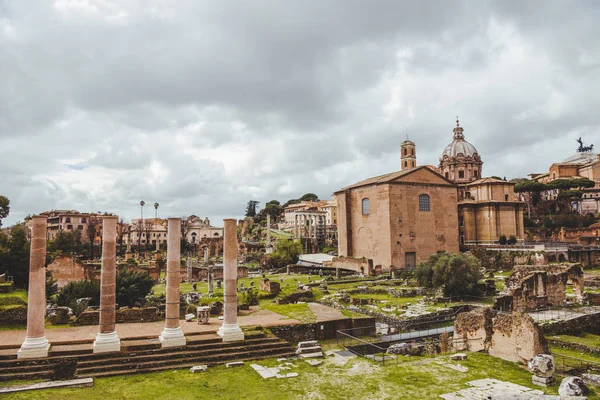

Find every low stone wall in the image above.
[75,307,158,326]
[276,290,314,305]
[542,311,600,336]
[0,282,14,293]
[0,305,27,324]
[269,317,375,344]
[324,257,374,275]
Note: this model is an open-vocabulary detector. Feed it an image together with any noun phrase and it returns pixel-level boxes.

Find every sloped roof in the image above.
[336,165,453,193]
[465,177,512,186]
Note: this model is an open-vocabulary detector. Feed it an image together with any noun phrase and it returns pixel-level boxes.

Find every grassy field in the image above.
[0,290,28,306]
[549,332,600,349]
[0,352,572,400]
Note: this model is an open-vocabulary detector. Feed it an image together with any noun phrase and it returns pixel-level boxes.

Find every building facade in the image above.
[335,166,460,270]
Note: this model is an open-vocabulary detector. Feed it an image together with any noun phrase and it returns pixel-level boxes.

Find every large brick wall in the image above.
[48,255,96,288]
[335,167,459,271]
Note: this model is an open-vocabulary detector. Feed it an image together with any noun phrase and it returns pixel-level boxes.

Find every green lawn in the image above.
[0,352,570,400]
[0,290,28,306]
[550,332,600,349]
[259,301,316,323]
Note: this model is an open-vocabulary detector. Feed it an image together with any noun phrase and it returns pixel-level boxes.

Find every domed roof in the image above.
[441,119,480,159]
[442,140,479,158]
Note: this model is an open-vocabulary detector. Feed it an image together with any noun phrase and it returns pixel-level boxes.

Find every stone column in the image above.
[18,215,50,359]
[218,219,244,342]
[155,237,160,251]
[208,265,214,295]
[159,218,186,347]
[93,216,120,353]
[203,246,208,262]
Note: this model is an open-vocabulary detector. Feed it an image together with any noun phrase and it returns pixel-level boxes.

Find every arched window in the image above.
[403,148,407,156]
[214,232,220,236]
[404,161,407,168]
[362,198,370,215]
[65,217,71,223]
[419,194,430,212]
[81,217,87,223]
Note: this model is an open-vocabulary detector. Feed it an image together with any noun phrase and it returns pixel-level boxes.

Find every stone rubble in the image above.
[559,377,589,397]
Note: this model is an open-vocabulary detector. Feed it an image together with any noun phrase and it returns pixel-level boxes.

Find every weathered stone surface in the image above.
[386,342,410,355]
[582,374,600,387]
[528,354,555,378]
[226,361,244,368]
[189,365,208,373]
[559,377,588,397]
[450,353,467,361]
[454,308,548,363]
[532,375,555,387]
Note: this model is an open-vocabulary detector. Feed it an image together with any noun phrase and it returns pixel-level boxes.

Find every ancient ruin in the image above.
[493,264,585,312]
[17,216,50,359]
[93,216,120,353]
[454,308,548,363]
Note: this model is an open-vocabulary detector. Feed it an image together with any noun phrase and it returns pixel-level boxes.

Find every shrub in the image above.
[51,358,77,381]
[415,252,483,298]
[56,280,100,315]
[241,288,259,306]
[0,305,28,324]
[499,235,507,245]
[116,269,155,307]
[507,235,517,245]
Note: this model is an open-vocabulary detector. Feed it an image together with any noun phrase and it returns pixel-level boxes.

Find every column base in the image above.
[218,324,245,342]
[18,336,50,359]
[93,331,121,354]
[159,327,186,348]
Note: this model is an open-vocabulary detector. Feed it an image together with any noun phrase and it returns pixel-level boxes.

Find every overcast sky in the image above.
[1,0,599,226]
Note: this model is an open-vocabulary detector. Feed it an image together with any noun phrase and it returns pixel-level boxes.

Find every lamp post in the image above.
[139,200,145,256]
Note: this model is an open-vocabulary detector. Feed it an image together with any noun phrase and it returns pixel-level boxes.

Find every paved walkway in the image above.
[0,307,298,348]
[308,302,346,322]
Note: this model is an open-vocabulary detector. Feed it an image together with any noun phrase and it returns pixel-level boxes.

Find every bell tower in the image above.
[401,136,416,170]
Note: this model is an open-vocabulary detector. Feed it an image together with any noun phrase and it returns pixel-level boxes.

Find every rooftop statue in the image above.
[576,137,594,153]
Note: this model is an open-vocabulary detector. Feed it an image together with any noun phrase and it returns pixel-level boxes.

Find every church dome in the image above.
[441,119,479,159]
[442,139,479,158]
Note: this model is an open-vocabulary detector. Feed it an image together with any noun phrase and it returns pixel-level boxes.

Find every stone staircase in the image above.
[0,331,294,382]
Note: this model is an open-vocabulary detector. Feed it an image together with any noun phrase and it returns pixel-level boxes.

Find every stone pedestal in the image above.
[18,216,50,359]
[532,375,555,387]
[93,216,120,354]
[159,218,186,348]
[218,219,244,342]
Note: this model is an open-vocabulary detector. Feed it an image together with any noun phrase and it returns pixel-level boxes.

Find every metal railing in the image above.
[336,325,473,366]
[554,352,600,374]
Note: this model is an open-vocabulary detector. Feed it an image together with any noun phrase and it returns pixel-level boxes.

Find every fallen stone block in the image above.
[297,340,319,348]
[449,353,467,361]
[189,365,208,373]
[226,361,244,368]
[185,313,195,322]
[296,346,323,355]
[305,359,323,366]
[0,378,94,394]
[582,374,600,387]
[299,352,324,359]
[559,377,589,397]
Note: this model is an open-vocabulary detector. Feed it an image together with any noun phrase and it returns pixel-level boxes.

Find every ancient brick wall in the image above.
[454,308,548,363]
[389,182,459,268]
[48,255,96,288]
[76,307,158,325]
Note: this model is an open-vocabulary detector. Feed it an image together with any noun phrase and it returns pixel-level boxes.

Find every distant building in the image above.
[335,119,526,270]
[335,166,459,270]
[529,148,600,213]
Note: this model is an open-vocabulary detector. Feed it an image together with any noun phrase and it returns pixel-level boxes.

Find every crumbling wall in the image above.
[48,255,96,288]
[326,257,373,275]
[496,264,584,312]
[454,308,548,364]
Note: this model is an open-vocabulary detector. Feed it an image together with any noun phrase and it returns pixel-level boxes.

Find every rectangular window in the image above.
[405,252,416,269]
[458,170,465,179]
[362,198,370,215]
[419,194,430,212]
